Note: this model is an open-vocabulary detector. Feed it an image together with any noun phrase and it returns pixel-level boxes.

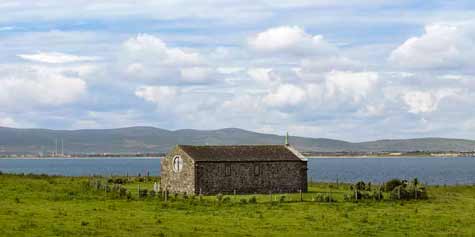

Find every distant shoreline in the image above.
[307,155,468,159]
[1,155,474,159]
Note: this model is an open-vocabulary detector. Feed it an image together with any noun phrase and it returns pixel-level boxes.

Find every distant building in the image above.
[160,142,308,194]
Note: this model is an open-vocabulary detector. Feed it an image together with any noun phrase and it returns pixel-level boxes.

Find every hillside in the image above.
[0,126,474,154]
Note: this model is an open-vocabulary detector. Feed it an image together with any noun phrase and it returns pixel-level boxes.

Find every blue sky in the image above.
[1,1,475,141]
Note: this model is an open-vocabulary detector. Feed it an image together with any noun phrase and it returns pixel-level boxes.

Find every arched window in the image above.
[172,155,183,173]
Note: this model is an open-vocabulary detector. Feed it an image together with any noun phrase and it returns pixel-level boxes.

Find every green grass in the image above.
[0,174,474,236]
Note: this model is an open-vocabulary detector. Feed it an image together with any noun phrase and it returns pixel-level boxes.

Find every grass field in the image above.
[0,173,474,236]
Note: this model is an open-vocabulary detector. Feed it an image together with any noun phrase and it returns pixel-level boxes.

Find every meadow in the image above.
[0,173,474,236]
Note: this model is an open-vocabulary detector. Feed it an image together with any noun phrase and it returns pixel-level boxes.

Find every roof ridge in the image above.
[178,144,286,147]
[176,144,304,162]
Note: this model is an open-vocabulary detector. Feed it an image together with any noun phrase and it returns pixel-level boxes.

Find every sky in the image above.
[1,1,475,141]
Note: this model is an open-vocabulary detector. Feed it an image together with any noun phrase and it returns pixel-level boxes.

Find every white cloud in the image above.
[123,34,202,66]
[389,22,475,69]
[263,84,306,107]
[180,67,213,82]
[324,71,379,102]
[402,91,437,114]
[247,68,273,82]
[18,52,100,64]
[401,89,458,114]
[0,116,18,127]
[0,65,86,109]
[120,34,221,84]
[135,86,177,105]
[248,26,336,56]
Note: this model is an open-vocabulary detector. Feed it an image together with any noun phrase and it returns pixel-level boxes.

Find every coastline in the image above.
[306,155,471,159]
[1,155,473,159]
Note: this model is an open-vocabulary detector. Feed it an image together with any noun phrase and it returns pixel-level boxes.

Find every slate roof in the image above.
[177,145,306,162]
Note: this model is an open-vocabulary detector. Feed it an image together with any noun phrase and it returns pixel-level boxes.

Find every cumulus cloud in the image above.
[248,26,337,56]
[135,86,178,106]
[17,52,100,64]
[325,71,379,103]
[123,34,202,66]
[401,89,458,114]
[389,22,475,69]
[0,65,86,110]
[263,84,307,107]
[120,34,222,84]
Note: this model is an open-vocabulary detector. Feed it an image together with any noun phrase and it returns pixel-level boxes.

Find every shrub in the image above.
[119,187,128,198]
[279,195,286,203]
[139,189,148,198]
[390,184,428,200]
[249,196,257,204]
[355,181,366,191]
[372,190,384,201]
[126,191,133,200]
[216,193,224,202]
[390,185,410,200]
[222,196,231,203]
[384,179,402,192]
[149,190,156,197]
[240,198,248,204]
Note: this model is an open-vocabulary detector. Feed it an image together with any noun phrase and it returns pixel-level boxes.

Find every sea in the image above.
[0,157,474,185]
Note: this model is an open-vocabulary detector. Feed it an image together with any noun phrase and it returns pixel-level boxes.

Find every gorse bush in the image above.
[216,193,223,202]
[355,181,366,191]
[390,182,428,200]
[139,189,148,198]
[384,179,403,192]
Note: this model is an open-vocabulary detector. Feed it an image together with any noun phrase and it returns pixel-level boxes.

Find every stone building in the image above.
[160,143,308,194]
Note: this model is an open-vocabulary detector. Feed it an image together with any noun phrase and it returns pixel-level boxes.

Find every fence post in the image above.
[299,189,303,202]
[330,189,332,203]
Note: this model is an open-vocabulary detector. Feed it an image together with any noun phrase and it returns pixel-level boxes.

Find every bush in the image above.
[139,189,148,198]
[119,187,128,198]
[239,198,248,204]
[279,195,286,203]
[372,190,384,201]
[390,183,428,200]
[216,193,224,202]
[355,181,366,191]
[222,196,231,203]
[313,193,336,203]
[384,179,402,192]
[249,196,257,204]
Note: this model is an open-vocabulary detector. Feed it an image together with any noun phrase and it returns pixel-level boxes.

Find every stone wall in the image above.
[195,161,307,194]
[160,146,195,194]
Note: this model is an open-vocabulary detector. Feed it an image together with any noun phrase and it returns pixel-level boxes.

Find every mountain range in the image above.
[1,126,474,154]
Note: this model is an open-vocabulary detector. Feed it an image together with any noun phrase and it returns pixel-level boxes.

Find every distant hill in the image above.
[0,126,474,154]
